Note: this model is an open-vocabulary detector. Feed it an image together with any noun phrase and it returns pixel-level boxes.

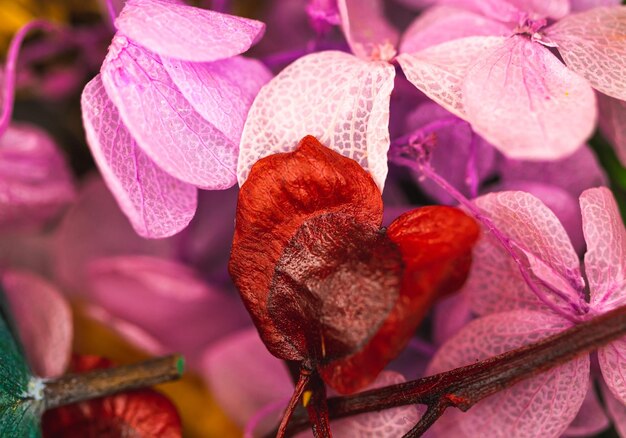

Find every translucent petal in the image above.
[237,51,395,190]
[82,74,197,238]
[562,383,609,437]
[101,36,238,188]
[546,6,626,100]
[602,382,626,437]
[570,0,621,11]
[599,338,626,406]
[463,36,596,160]
[116,0,265,62]
[599,93,626,167]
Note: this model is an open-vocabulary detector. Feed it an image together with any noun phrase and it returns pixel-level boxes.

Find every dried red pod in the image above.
[229,136,479,434]
[42,355,181,438]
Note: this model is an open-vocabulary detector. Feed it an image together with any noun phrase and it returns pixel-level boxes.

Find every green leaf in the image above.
[0,284,43,437]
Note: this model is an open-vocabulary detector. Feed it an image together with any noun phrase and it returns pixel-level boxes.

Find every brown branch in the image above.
[276,304,626,437]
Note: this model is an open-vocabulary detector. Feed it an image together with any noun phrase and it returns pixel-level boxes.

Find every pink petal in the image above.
[580,187,626,311]
[397,36,506,118]
[432,292,473,346]
[465,191,584,316]
[237,51,395,190]
[101,36,239,189]
[507,0,570,18]
[201,328,293,427]
[437,0,523,21]
[52,175,179,294]
[162,55,272,145]
[602,382,626,437]
[86,255,249,365]
[330,371,421,437]
[2,269,72,378]
[545,6,626,100]
[562,383,609,437]
[116,0,265,62]
[599,338,626,406]
[463,36,596,160]
[337,0,400,60]
[570,0,621,12]
[428,310,589,438]
[82,74,197,238]
[599,93,626,167]
[400,6,511,53]
[0,123,75,230]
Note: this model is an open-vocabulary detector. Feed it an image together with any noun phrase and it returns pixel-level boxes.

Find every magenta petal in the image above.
[465,191,584,316]
[238,51,395,190]
[438,0,522,21]
[463,36,596,160]
[82,74,197,238]
[562,383,609,437]
[101,36,239,188]
[397,36,505,118]
[337,0,399,60]
[0,123,75,230]
[161,56,272,145]
[330,371,421,437]
[602,382,626,436]
[432,293,473,346]
[201,328,293,427]
[428,310,589,438]
[116,0,265,62]
[400,6,511,53]
[2,269,72,378]
[86,255,248,365]
[599,93,626,167]
[580,188,626,311]
[570,0,621,12]
[546,6,626,101]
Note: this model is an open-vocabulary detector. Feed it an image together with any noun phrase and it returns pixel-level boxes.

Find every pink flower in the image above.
[81,0,271,238]
[428,187,626,437]
[397,2,626,160]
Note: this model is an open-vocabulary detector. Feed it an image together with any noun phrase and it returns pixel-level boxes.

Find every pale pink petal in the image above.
[2,269,72,378]
[428,310,589,438]
[463,36,596,160]
[599,93,626,167]
[101,36,239,188]
[580,187,626,311]
[545,6,626,100]
[82,74,197,238]
[602,382,626,437]
[507,0,570,18]
[116,0,265,62]
[397,36,506,118]
[161,56,272,145]
[0,123,75,230]
[570,0,621,12]
[86,255,249,366]
[238,51,395,190]
[437,0,522,21]
[599,338,626,406]
[330,371,421,437]
[465,191,585,316]
[432,292,473,346]
[201,328,293,427]
[400,6,511,53]
[562,383,609,437]
[337,0,399,60]
[52,175,178,294]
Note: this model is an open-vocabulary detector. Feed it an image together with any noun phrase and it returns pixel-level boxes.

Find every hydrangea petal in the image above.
[465,191,585,316]
[602,382,626,437]
[330,371,421,437]
[562,384,609,437]
[2,269,72,378]
[598,93,626,167]
[437,0,522,21]
[86,255,249,365]
[162,56,271,145]
[237,51,395,190]
[116,0,265,62]
[400,6,511,53]
[82,74,197,238]
[397,36,505,118]
[598,338,626,406]
[570,0,621,12]
[545,6,626,100]
[463,36,596,160]
[337,0,399,60]
[101,36,238,189]
[428,310,589,438]
[507,0,570,18]
[0,124,75,230]
[580,187,626,311]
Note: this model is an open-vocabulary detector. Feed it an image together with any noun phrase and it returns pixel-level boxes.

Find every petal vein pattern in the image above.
[81,75,196,238]
[237,51,395,190]
[101,36,238,189]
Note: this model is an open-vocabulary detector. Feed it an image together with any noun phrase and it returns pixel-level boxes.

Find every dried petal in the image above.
[563,383,609,437]
[598,93,626,167]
